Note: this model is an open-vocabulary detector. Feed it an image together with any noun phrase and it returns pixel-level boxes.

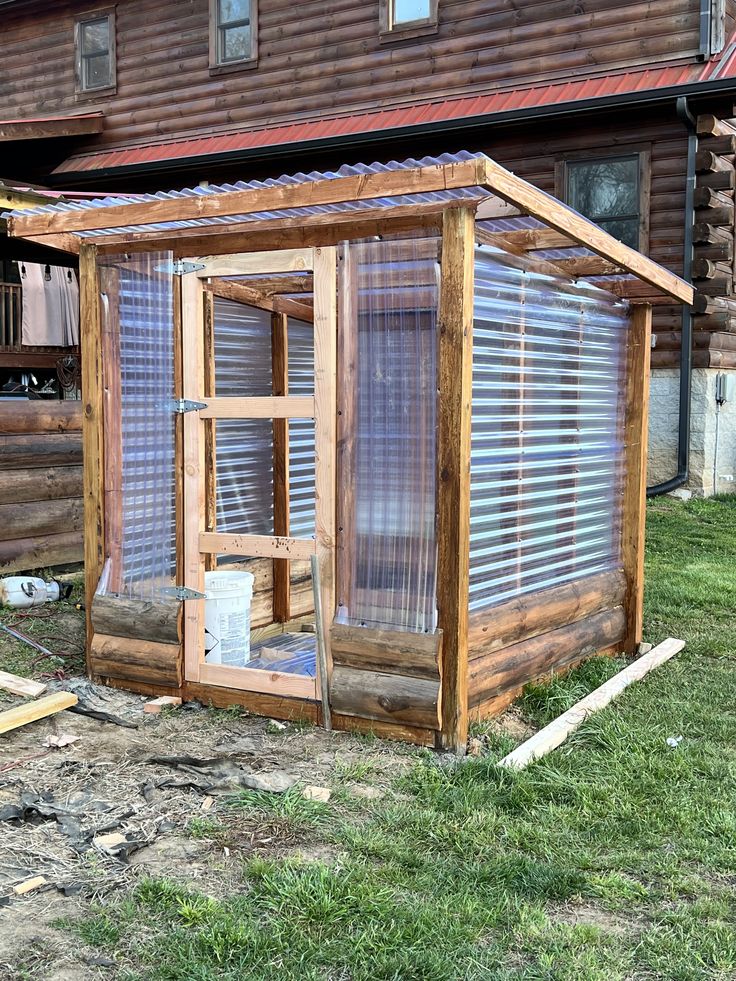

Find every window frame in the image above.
[74,7,116,97]
[209,0,258,74]
[555,149,651,253]
[378,0,439,43]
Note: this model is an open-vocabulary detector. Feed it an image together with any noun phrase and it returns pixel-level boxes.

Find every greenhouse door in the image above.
[179,249,337,701]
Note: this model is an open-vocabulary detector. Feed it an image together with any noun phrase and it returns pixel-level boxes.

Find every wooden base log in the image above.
[90,633,182,688]
[330,665,441,730]
[469,606,626,706]
[91,594,180,645]
[497,638,685,770]
[468,569,626,662]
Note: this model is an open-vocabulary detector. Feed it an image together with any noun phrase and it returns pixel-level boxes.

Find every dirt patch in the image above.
[549,902,645,937]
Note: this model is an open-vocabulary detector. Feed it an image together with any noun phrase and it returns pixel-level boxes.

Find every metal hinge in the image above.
[161,585,206,601]
[172,399,207,414]
[154,259,206,276]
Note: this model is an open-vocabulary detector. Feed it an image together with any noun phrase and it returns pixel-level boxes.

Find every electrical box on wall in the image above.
[716,373,736,405]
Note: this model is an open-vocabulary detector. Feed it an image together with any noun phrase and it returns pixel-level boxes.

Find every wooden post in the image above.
[100,263,122,593]
[271,310,291,621]
[622,303,652,654]
[203,289,217,573]
[312,246,338,717]
[181,269,206,683]
[79,243,104,670]
[436,207,475,752]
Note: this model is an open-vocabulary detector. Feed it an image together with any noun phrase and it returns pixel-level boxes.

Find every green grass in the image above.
[67,499,736,980]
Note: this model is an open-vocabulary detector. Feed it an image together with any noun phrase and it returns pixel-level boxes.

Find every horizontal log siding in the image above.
[0,401,83,574]
[0,1,699,154]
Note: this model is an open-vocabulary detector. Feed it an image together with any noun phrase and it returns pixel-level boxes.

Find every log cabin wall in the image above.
[0,400,83,573]
[0,0,703,163]
[686,112,736,369]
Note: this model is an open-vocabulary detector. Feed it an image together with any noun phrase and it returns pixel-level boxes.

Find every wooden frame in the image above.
[74,7,116,98]
[379,0,439,41]
[21,155,693,750]
[555,147,652,254]
[208,0,258,73]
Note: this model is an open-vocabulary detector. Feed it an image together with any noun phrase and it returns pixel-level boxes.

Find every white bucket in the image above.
[204,571,255,667]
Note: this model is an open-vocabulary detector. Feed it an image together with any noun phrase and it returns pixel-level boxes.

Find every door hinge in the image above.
[172,399,207,414]
[161,585,206,601]
[155,259,206,276]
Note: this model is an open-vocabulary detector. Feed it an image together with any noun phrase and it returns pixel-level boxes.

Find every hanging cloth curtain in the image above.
[21,263,79,346]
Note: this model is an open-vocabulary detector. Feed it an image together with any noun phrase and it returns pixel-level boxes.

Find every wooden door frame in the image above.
[180,248,336,702]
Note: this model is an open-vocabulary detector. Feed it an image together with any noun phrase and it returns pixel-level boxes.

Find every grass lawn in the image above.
[70,498,736,980]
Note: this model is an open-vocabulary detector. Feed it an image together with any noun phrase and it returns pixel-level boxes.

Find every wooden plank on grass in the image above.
[497,638,685,771]
[0,692,77,735]
[0,670,46,698]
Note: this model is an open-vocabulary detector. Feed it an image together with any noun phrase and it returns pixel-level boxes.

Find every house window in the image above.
[75,10,115,93]
[210,0,257,67]
[379,0,438,40]
[563,155,643,249]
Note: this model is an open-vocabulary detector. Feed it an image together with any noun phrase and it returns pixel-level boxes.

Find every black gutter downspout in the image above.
[647,96,696,497]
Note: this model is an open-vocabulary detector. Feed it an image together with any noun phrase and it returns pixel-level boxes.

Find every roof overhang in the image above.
[6,154,694,306]
[0,112,104,142]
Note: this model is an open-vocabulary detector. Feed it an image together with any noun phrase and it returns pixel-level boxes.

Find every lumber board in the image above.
[312,245,338,699]
[90,633,182,688]
[0,691,77,735]
[80,243,104,665]
[271,310,290,622]
[436,207,474,751]
[180,268,206,685]
[206,278,314,322]
[497,638,685,770]
[9,160,487,237]
[468,569,626,661]
[330,665,441,730]
[0,670,46,698]
[330,624,442,681]
[198,396,314,419]
[622,305,652,654]
[200,532,316,559]
[197,250,313,277]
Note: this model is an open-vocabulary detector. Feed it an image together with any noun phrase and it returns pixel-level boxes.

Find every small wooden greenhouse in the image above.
[8,153,693,750]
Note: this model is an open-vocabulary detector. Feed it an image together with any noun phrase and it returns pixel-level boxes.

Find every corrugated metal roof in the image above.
[9,151,492,238]
[52,54,736,177]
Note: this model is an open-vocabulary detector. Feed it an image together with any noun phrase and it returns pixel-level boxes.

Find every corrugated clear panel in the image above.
[287,317,315,538]
[98,252,176,601]
[336,235,439,633]
[212,297,273,536]
[469,246,628,612]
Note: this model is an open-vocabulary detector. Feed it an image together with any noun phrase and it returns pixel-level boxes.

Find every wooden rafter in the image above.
[206,278,313,322]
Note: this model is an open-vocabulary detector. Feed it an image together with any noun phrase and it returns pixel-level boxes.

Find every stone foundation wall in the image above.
[648,367,736,497]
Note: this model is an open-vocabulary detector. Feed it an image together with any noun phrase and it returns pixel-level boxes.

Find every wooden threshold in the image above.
[199,661,318,699]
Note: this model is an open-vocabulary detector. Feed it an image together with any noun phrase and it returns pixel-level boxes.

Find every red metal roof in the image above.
[53,55,736,177]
